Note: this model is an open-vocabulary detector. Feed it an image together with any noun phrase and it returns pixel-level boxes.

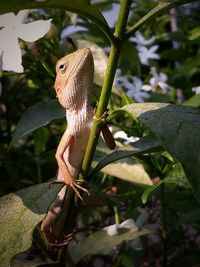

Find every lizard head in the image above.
[54,48,94,109]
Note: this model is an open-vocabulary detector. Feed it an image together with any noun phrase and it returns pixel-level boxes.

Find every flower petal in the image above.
[16,10,29,24]
[114,131,128,140]
[144,35,156,46]
[149,45,159,53]
[17,19,51,42]
[139,53,149,65]
[192,86,200,94]
[0,12,16,27]
[124,136,139,144]
[133,77,142,89]
[136,45,147,52]
[103,224,119,236]
[123,80,134,91]
[119,219,138,231]
[0,28,23,72]
[142,84,153,91]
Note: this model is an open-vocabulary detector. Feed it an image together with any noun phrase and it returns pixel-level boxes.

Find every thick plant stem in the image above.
[81,44,121,176]
[81,0,132,177]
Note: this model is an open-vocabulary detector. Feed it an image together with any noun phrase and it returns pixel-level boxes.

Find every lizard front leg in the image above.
[55,129,89,201]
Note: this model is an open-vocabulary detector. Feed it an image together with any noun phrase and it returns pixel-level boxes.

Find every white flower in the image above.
[142,67,170,93]
[114,130,139,145]
[192,86,200,94]
[114,70,150,102]
[115,70,150,102]
[125,77,150,102]
[0,10,51,72]
[130,31,156,46]
[137,45,160,65]
[103,219,138,236]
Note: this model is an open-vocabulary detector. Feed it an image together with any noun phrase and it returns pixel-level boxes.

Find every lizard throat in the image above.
[66,106,94,135]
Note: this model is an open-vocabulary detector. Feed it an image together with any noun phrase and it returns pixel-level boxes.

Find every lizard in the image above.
[41,47,115,246]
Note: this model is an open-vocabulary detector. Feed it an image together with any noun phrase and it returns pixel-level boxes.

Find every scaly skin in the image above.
[53,48,94,200]
[41,48,94,245]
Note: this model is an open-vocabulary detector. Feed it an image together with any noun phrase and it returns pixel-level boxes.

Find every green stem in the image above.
[36,156,42,184]
[81,0,132,177]
[114,206,120,225]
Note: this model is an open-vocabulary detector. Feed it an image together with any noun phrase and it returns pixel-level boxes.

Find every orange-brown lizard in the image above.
[53,48,94,200]
[41,48,115,245]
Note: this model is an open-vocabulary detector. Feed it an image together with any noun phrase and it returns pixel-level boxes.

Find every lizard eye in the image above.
[59,63,67,73]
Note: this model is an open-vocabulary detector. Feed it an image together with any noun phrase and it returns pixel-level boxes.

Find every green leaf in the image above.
[119,41,141,75]
[11,99,65,146]
[69,228,150,263]
[0,0,113,43]
[120,103,200,202]
[99,157,152,186]
[92,136,161,186]
[189,26,200,40]
[183,94,200,107]
[34,127,50,156]
[0,183,62,267]
[92,136,161,175]
[142,163,190,204]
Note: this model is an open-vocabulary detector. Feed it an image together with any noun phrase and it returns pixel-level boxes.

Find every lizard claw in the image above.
[49,232,74,248]
[50,179,90,203]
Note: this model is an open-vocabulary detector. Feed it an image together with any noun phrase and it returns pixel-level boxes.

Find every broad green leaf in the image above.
[92,136,161,175]
[34,127,50,156]
[69,228,150,263]
[125,0,198,39]
[119,41,141,75]
[0,183,61,267]
[183,94,200,107]
[142,163,190,204]
[100,158,152,186]
[92,136,161,186]
[11,99,65,146]
[0,0,113,43]
[120,103,200,202]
